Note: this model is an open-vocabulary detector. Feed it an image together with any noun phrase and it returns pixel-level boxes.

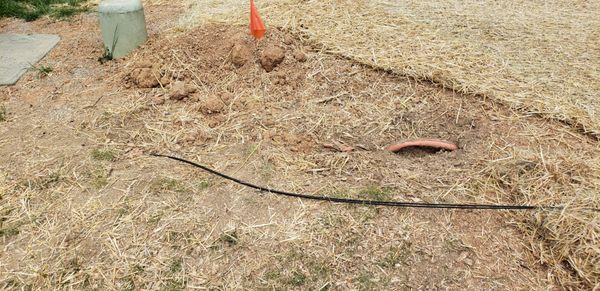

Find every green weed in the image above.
[194,180,210,190]
[31,64,53,76]
[22,171,62,190]
[51,4,87,19]
[356,272,377,290]
[98,25,118,64]
[164,279,185,291]
[0,0,88,21]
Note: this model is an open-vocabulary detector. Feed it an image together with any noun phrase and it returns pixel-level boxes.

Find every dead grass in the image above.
[100,25,598,287]
[181,0,600,137]
[477,146,600,287]
[178,1,600,287]
[1,5,598,289]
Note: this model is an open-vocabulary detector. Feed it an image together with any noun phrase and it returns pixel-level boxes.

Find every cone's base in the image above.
[251,30,266,39]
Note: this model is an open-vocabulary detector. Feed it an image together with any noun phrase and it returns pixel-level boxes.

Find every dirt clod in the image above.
[135,61,153,68]
[151,94,165,105]
[283,35,294,45]
[260,46,285,72]
[169,81,196,100]
[199,97,224,114]
[231,43,252,67]
[130,68,159,88]
[293,50,307,62]
[159,74,171,86]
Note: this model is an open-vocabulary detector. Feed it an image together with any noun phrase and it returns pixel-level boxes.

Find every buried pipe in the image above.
[385,138,458,153]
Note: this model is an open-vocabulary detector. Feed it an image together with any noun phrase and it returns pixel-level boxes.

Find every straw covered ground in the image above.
[0,1,598,289]
[182,0,600,137]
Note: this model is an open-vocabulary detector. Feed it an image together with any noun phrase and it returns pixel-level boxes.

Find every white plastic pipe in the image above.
[98,0,148,58]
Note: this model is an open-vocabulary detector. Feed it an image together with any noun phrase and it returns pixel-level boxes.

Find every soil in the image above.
[0,3,597,289]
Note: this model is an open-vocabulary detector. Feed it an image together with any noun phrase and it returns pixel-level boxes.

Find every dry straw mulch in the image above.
[182,0,600,137]
[179,0,600,287]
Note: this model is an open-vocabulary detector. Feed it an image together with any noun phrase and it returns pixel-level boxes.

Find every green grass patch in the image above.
[0,226,20,237]
[355,272,378,290]
[0,106,6,122]
[91,148,118,162]
[21,171,62,190]
[360,185,392,201]
[169,259,182,273]
[286,270,306,286]
[0,0,88,21]
[378,244,412,269]
[193,180,210,190]
[90,168,109,189]
[150,177,188,193]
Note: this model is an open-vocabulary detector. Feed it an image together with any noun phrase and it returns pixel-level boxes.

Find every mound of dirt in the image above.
[121,25,311,111]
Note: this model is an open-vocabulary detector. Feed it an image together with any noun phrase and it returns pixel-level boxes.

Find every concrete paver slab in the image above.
[0,34,60,85]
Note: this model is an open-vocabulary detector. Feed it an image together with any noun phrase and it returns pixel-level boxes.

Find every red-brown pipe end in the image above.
[386,139,458,153]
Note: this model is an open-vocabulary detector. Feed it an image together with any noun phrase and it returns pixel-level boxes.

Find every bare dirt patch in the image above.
[183,0,600,137]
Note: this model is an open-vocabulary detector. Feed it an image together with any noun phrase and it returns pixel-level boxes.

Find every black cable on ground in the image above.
[151,153,599,212]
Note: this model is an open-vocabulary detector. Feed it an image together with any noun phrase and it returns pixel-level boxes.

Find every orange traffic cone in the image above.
[249,0,266,39]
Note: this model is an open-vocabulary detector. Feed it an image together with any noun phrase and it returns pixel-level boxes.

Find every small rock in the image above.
[231,43,252,67]
[260,46,285,72]
[293,50,307,62]
[219,92,234,104]
[323,143,336,150]
[192,130,210,144]
[128,148,144,158]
